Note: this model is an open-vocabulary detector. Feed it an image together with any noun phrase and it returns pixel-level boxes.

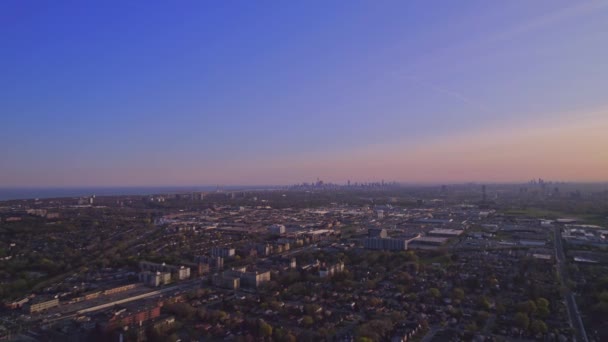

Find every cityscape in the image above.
[1,182,607,341]
[2,1,608,342]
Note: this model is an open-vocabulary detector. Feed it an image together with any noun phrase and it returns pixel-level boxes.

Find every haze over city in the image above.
[3,2,608,342]
[2,1,608,187]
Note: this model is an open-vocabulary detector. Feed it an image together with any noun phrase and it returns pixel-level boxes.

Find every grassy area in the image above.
[573,214,608,226]
[502,208,572,219]
[502,208,606,226]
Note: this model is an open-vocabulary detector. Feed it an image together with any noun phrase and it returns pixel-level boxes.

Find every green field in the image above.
[502,208,606,226]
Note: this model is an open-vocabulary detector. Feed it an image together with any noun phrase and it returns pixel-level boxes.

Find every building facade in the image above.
[364,238,408,251]
[29,298,59,313]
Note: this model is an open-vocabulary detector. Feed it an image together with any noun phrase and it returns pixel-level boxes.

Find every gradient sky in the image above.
[2,1,608,187]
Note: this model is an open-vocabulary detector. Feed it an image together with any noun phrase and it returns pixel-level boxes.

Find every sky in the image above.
[1,0,608,187]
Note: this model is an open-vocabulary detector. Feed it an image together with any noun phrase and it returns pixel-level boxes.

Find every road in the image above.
[554,226,588,342]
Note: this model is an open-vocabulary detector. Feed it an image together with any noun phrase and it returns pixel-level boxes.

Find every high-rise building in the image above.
[290,257,297,270]
[319,262,345,278]
[369,228,388,238]
[197,262,210,276]
[211,247,235,258]
[213,274,240,290]
[139,271,172,287]
[196,256,224,271]
[177,266,191,280]
[224,267,271,289]
[268,224,286,235]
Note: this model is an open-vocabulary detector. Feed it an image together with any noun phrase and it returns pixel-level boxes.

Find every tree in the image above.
[211,310,228,322]
[304,304,321,316]
[165,303,196,320]
[514,312,530,330]
[259,319,273,338]
[197,308,208,321]
[465,322,478,333]
[478,296,491,310]
[428,288,441,299]
[592,300,608,315]
[368,297,382,307]
[537,305,550,318]
[274,329,296,342]
[517,300,537,315]
[298,331,315,342]
[302,315,314,327]
[396,271,413,285]
[476,311,490,326]
[535,297,549,309]
[146,325,166,342]
[452,288,465,301]
[273,327,287,341]
[496,301,506,315]
[356,319,393,341]
[356,338,373,342]
[530,319,548,334]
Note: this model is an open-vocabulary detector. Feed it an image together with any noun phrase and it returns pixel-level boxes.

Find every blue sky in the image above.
[2,1,608,186]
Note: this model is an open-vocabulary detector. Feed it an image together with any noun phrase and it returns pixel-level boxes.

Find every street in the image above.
[554,226,588,342]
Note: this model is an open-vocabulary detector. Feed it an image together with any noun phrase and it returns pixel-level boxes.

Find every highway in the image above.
[554,226,588,342]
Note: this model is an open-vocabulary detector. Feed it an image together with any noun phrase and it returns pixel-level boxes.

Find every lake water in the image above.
[0,186,273,201]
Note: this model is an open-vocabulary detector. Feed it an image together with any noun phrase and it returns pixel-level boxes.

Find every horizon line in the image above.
[2,180,608,189]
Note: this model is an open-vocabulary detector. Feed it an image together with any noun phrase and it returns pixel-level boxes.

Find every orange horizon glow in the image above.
[5,106,606,187]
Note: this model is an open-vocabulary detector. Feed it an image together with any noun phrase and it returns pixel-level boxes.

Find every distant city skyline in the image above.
[2,1,608,187]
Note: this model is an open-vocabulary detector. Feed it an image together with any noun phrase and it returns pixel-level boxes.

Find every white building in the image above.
[177,266,191,280]
[139,271,172,287]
